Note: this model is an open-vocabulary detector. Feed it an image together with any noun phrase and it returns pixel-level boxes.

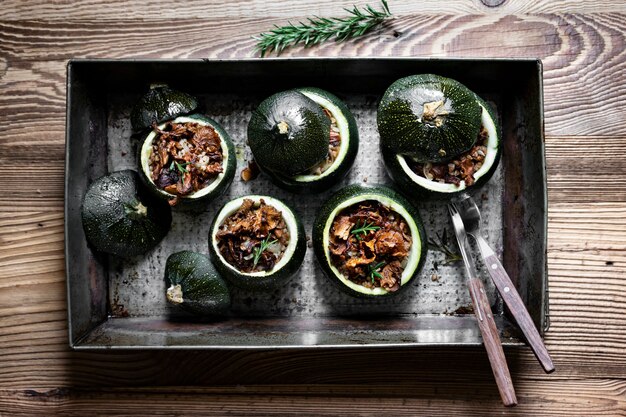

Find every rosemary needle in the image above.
[350,220,380,241]
[253,235,278,268]
[254,0,392,57]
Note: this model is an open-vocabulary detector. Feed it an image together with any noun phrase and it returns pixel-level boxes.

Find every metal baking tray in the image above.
[65,58,547,349]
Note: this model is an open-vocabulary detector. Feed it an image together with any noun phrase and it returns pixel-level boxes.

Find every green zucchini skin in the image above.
[208,196,307,291]
[164,251,231,316]
[138,114,236,208]
[377,74,482,163]
[81,170,172,257]
[312,184,427,298]
[131,84,198,132]
[382,94,502,201]
[259,87,359,194]
[247,90,330,177]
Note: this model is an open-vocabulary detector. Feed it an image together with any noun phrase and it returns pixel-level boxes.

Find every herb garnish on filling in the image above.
[410,125,489,186]
[216,199,290,273]
[328,200,412,292]
[149,121,224,205]
[305,108,341,176]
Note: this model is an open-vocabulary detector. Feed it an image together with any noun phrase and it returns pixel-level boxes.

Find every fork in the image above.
[455,196,555,373]
[448,204,517,406]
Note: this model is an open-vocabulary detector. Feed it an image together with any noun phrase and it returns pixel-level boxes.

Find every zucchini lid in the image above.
[165,250,231,316]
[247,90,330,177]
[131,84,198,132]
[313,184,426,296]
[209,196,306,288]
[291,87,358,183]
[81,170,172,257]
[139,114,236,203]
[378,74,482,163]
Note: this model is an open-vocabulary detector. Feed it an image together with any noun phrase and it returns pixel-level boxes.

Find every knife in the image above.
[448,203,517,407]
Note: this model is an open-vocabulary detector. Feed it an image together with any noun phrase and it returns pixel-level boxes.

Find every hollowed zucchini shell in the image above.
[312,184,427,298]
[259,87,359,194]
[382,94,501,200]
[208,196,307,290]
[247,90,330,177]
[131,84,198,132]
[138,114,236,207]
[164,250,231,316]
[81,170,172,257]
[377,74,482,163]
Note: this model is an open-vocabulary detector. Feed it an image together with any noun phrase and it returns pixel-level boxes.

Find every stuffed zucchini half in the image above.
[312,184,427,298]
[139,114,236,207]
[248,88,358,193]
[378,74,501,199]
[208,196,306,290]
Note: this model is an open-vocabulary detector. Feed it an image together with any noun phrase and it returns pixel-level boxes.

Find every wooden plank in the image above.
[1,14,626,135]
[1,0,625,20]
[0,379,624,416]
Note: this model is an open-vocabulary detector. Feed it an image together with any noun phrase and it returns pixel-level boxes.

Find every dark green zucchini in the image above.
[378,74,482,163]
[312,184,427,298]
[208,195,306,290]
[258,87,359,193]
[247,90,330,177]
[81,170,172,257]
[382,94,501,200]
[164,251,231,316]
[138,114,236,207]
[131,84,198,132]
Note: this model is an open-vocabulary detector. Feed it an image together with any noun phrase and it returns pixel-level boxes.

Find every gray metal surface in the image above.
[65,58,546,349]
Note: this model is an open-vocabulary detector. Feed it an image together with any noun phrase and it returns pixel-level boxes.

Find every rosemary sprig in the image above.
[169,160,190,176]
[252,235,278,268]
[368,261,386,284]
[255,0,392,57]
[428,230,462,264]
[350,220,380,241]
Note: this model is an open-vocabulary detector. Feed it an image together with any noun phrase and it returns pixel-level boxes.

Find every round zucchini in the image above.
[312,184,427,298]
[259,87,359,193]
[138,114,236,207]
[164,250,231,316]
[208,195,306,290]
[81,170,172,257]
[377,74,482,163]
[247,90,330,177]
[131,84,198,132]
[382,94,501,200]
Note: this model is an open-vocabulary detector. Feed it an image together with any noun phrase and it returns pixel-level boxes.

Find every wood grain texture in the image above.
[2,1,626,415]
[1,0,626,20]
[2,14,626,138]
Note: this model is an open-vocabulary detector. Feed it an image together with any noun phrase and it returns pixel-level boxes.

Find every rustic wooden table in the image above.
[1,0,625,415]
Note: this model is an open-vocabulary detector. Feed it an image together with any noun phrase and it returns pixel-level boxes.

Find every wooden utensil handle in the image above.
[468,277,517,407]
[483,252,555,374]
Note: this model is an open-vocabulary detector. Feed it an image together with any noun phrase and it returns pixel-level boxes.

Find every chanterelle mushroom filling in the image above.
[305,108,341,176]
[149,121,224,204]
[328,200,412,292]
[216,199,290,273]
[409,125,489,186]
